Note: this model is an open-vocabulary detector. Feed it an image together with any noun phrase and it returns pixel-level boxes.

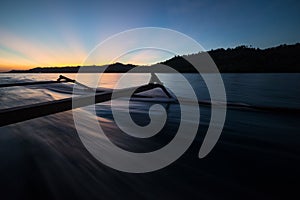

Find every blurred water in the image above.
[0,73,300,200]
[1,73,300,108]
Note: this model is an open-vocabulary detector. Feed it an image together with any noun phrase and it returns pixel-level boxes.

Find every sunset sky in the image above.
[0,0,299,71]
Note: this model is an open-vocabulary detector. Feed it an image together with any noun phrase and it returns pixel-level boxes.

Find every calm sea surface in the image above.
[0,73,299,199]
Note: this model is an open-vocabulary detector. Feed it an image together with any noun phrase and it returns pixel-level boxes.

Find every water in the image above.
[0,73,300,199]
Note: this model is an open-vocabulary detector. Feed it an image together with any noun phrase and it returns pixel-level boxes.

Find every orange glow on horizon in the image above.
[0,28,89,72]
[0,29,175,72]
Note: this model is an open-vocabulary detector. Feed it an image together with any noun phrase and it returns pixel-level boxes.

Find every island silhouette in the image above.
[6,43,300,73]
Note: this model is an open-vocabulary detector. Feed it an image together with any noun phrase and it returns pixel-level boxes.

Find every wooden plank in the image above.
[0,83,163,127]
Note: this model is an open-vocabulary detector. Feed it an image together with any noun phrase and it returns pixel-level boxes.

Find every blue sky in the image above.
[0,0,299,70]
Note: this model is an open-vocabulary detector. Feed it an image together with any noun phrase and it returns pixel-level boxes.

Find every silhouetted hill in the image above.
[162,43,300,72]
[7,63,136,73]
[211,43,300,72]
[6,43,300,73]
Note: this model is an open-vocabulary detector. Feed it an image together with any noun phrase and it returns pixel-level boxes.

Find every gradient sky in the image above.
[0,0,299,71]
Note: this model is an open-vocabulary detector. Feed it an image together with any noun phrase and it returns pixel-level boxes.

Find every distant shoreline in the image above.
[3,43,300,73]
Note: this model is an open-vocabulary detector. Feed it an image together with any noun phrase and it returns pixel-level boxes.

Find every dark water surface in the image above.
[0,73,299,199]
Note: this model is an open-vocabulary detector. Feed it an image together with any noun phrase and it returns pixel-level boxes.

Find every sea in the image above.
[0,73,299,200]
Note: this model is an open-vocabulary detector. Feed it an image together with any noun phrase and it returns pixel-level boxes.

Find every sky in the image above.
[0,0,299,71]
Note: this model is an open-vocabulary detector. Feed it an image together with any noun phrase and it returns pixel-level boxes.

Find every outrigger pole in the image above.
[0,75,73,88]
[0,74,172,127]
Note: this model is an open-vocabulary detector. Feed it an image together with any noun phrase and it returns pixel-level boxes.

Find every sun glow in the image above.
[0,27,198,72]
[0,28,87,72]
[0,30,174,72]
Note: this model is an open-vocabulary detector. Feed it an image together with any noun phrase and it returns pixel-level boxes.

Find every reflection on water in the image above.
[0,73,300,199]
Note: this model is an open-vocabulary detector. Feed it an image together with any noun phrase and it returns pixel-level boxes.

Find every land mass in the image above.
[6,43,300,73]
